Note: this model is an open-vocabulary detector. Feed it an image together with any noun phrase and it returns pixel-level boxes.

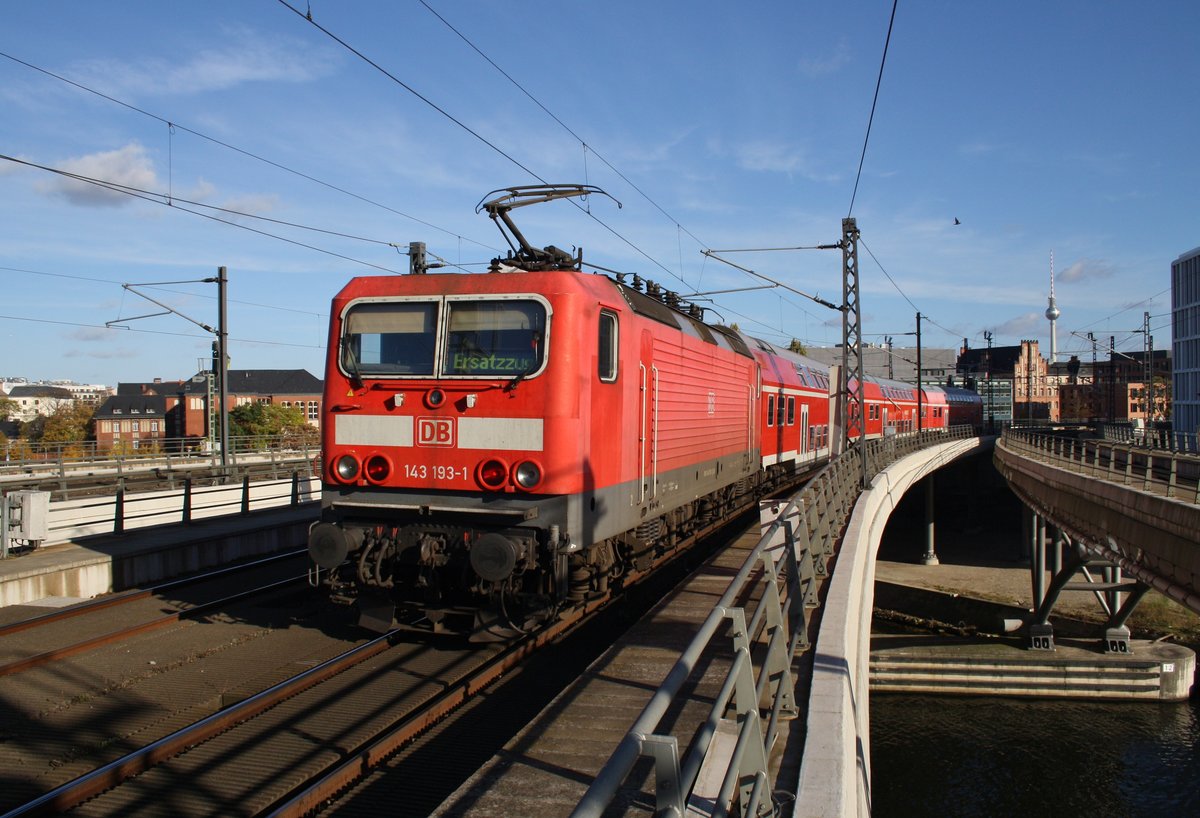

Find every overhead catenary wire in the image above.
[416,0,711,256]
[847,0,899,217]
[0,266,328,319]
[0,49,493,252]
[0,312,326,351]
[276,0,694,293]
[0,153,410,275]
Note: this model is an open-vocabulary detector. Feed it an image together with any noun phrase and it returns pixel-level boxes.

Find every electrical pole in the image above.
[217,266,230,470]
[105,268,231,468]
[916,312,923,432]
[984,330,993,433]
[841,217,868,488]
[1143,311,1152,421]
[1109,335,1116,422]
[1087,331,1097,420]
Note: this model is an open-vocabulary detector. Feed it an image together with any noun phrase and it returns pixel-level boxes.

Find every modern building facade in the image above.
[1173,246,1200,438]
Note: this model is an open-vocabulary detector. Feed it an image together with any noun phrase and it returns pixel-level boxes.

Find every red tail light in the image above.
[477,458,509,490]
[364,455,391,484]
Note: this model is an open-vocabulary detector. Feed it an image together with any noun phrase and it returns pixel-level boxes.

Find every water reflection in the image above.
[870,693,1200,817]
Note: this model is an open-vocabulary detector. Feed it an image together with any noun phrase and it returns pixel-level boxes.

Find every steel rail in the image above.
[0,547,306,638]
[0,633,397,817]
[0,574,305,677]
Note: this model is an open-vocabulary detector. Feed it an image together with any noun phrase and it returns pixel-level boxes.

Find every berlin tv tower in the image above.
[1045,250,1061,363]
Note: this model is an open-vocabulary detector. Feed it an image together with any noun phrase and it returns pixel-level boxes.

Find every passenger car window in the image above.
[599,310,618,382]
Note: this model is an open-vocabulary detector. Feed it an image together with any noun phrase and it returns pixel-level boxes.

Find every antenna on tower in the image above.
[1045,250,1061,364]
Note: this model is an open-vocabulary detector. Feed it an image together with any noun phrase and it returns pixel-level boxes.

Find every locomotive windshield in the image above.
[339,297,547,379]
[342,301,437,375]
[443,300,545,376]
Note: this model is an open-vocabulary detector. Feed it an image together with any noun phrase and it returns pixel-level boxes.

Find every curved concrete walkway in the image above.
[794,436,987,818]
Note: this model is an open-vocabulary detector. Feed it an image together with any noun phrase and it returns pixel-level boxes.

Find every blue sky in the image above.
[2,1,1196,387]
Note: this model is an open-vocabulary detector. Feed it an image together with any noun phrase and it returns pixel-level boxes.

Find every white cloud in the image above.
[733,141,839,183]
[798,40,851,78]
[989,312,1042,339]
[220,193,280,217]
[73,29,335,98]
[38,143,160,207]
[1058,258,1114,283]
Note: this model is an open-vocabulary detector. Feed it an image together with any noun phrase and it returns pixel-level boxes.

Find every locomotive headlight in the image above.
[364,455,391,484]
[477,458,509,490]
[514,460,542,490]
[334,455,360,483]
[425,388,446,408]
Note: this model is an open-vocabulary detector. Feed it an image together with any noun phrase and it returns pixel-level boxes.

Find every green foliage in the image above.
[229,403,317,447]
[19,400,93,443]
[40,402,96,443]
[787,338,807,355]
[0,395,16,422]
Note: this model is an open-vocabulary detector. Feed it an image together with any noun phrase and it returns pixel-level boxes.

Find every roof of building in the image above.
[802,346,959,382]
[7,385,74,399]
[182,369,323,396]
[93,394,168,418]
[957,344,1025,375]
[117,380,184,396]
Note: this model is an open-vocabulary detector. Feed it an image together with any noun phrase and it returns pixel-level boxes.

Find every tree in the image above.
[40,401,95,443]
[0,395,16,422]
[229,403,317,448]
[788,338,808,355]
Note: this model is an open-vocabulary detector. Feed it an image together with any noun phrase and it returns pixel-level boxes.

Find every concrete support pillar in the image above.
[1032,514,1046,608]
[1020,505,1033,563]
[921,475,939,565]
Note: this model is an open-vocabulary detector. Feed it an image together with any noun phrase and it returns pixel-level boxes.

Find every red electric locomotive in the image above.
[306,185,978,636]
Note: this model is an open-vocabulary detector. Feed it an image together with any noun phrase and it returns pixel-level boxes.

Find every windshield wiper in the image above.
[505,360,540,392]
[342,337,365,390]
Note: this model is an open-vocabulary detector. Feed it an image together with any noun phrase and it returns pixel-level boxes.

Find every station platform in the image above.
[0,504,315,610]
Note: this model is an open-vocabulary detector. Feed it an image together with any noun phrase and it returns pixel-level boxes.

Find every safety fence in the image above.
[2,471,319,556]
[0,436,318,483]
[571,426,974,818]
[1003,428,1200,505]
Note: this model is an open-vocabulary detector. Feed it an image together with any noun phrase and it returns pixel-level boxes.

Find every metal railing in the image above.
[1003,428,1200,505]
[2,471,319,556]
[571,426,975,818]
[1,435,318,480]
[1097,423,1199,454]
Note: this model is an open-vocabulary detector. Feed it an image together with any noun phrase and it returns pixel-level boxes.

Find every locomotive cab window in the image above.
[443,300,546,377]
[342,301,437,376]
[598,309,618,382]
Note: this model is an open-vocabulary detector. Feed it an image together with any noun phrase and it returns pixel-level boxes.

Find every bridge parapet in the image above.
[996,429,1200,615]
[1003,428,1200,504]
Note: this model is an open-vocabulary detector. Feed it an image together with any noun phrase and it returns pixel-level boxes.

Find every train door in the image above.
[638,330,658,502]
[801,403,810,457]
[881,406,889,435]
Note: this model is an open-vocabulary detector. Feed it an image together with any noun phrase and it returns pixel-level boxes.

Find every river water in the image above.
[870,692,1200,816]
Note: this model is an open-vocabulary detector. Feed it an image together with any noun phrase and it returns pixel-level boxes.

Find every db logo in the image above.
[417,417,455,447]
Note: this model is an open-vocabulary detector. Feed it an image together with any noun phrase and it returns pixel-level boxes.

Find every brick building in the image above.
[92,394,169,452]
[92,370,322,452]
[180,369,323,444]
[957,339,1056,422]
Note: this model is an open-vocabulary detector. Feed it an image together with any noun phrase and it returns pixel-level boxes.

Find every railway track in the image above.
[0,549,371,814]
[0,549,311,676]
[1,497,765,817]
